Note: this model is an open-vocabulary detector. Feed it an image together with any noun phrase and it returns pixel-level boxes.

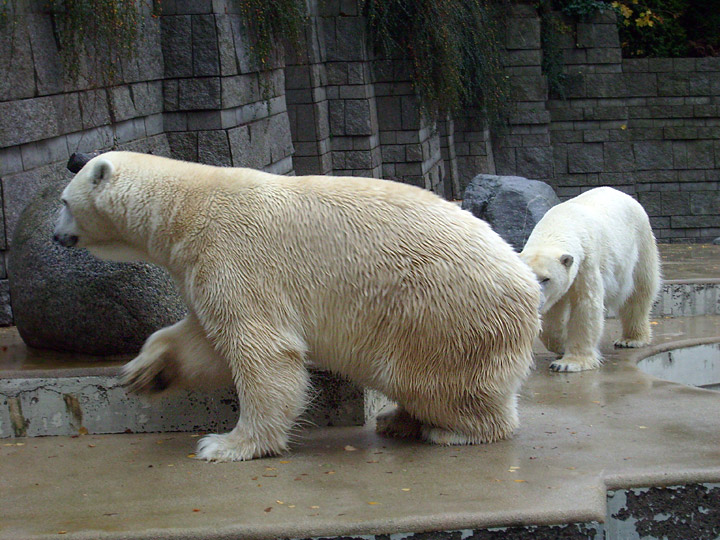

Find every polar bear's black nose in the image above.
[53,233,78,248]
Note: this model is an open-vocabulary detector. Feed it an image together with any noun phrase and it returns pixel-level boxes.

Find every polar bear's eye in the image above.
[61,199,68,207]
[539,277,550,284]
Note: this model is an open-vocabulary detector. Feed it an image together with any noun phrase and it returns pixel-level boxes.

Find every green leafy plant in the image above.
[364,0,510,125]
[612,0,689,57]
[45,0,151,83]
[236,0,306,69]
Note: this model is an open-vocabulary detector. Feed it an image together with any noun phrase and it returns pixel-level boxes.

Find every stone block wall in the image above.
[1,0,719,326]
[546,11,720,242]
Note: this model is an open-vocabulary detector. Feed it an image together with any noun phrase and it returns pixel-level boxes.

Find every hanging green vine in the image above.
[45,0,160,83]
[363,0,510,125]
[236,0,306,69]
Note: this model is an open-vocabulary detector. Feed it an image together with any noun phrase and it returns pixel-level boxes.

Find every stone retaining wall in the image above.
[1,0,718,326]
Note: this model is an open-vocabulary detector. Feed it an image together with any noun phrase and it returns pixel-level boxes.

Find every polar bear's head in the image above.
[53,153,148,262]
[520,250,577,313]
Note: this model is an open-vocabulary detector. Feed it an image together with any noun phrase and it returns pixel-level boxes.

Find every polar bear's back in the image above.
[105,152,540,399]
[228,173,540,390]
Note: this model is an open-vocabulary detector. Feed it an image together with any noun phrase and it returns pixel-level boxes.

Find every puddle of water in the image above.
[637,343,720,390]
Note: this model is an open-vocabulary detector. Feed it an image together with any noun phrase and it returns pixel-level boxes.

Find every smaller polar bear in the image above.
[53,151,541,462]
[520,187,660,372]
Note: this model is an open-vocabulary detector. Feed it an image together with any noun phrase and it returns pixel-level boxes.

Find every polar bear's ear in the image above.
[89,157,115,187]
[560,254,574,268]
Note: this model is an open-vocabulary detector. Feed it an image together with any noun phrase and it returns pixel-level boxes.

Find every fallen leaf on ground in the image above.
[264,507,272,513]
[513,479,527,483]
[344,445,357,452]
[401,488,411,492]
[310,505,320,509]
[367,501,381,505]
[187,453,196,458]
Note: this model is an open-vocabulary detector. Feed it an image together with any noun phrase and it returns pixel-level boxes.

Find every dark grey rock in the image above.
[461,174,560,251]
[8,174,186,355]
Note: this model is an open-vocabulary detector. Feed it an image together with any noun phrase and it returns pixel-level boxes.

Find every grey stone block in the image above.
[604,142,634,172]
[331,17,367,61]
[8,166,186,354]
[576,23,620,48]
[162,16,194,78]
[0,147,23,176]
[109,86,137,122]
[658,72,690,96]
[167,132,199,162]
[179,77,222,110]
[0,13,35,100]
[624,73,658,97]
[222,74,260,109]
[0,97,60,148]
[79,90,111,130]
[376,96,402,131]
[132,82,163,116]
[505,17,541,50]
[229,123,266,169]
[634,141,673,170]
[198,130,231,166]
[515,146,554,179]
[567,143,604,173]
[187,110,223,131]
[192,14,220,77]
[461,174,560,251]
[511,75,548,101]
[174,0,213,14]
[26,13,62,96]
[19,137,69,172]
[344,99,373,136]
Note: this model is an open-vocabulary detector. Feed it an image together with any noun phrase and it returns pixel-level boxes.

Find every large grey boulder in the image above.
[8,166,186,356]
[461,174,560,251]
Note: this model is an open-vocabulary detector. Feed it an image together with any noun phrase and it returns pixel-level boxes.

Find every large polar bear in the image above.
[520,187,660,373]
[53,151,541,462]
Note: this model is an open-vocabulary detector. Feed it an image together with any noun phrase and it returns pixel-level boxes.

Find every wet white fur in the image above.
[57,151,541,461]
[520,187,661,373]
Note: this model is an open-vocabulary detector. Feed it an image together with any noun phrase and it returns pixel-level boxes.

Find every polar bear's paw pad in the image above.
[614,338,649,349]
[195,433,266,462]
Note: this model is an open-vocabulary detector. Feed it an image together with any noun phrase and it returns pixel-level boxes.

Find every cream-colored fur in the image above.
[520,187,661,373]
[55,151,541,461]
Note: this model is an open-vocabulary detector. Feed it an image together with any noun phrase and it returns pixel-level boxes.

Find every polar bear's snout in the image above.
[53,205,79,248]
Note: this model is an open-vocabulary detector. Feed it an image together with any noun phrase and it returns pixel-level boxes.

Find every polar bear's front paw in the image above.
[121,352,178,394]
[549,354,601,373]
[195,432,278,462]
[614,338,649,348]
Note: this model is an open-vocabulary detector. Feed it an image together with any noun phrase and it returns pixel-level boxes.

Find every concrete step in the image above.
[0,327,390,438]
